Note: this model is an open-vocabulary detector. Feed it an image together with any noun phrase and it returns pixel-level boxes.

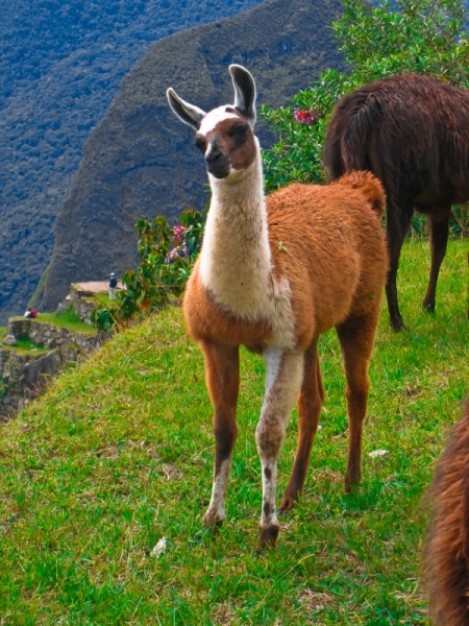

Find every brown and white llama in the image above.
[166,65,388,548]
[426,399,469,625]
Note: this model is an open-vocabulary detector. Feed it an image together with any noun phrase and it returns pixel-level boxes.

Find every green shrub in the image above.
[262,0,469,228]
[93,209,204,330]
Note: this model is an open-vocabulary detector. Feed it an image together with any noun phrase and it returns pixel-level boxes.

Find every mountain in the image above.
[0,0,265,323]
[36,0,345,312]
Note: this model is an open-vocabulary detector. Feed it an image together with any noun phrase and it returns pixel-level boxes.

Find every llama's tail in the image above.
[426,398,469,625]
[324,91,382,180]
[335,170,386,217]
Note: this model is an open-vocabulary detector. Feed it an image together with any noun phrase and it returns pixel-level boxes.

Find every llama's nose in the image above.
[205,144,223,165]
[205,141,230,178]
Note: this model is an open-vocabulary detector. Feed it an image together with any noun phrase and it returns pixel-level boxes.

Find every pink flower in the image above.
[293,108,318,126]
[173,224,186,245]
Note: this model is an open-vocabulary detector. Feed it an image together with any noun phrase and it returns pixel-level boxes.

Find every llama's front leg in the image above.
[256,348,304,548]
[200,341,240,527]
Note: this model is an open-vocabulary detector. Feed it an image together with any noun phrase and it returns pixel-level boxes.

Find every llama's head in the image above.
[167,65,258,180]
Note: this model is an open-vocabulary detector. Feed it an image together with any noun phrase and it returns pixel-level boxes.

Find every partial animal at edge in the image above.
[166,64,388,548]
[324,74,469,331]
[426,398,469,626]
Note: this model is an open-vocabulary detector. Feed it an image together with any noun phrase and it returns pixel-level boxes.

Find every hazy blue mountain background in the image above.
[0,0,264,322]
[1,0,344,321]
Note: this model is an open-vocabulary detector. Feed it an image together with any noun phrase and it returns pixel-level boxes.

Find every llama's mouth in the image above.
[208,162,231,179]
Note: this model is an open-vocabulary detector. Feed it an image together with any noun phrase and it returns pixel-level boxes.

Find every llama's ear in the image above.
[166,88,206,130]
[229,64,256,127]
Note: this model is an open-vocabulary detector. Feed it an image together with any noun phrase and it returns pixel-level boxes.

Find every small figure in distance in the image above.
[108,272,118,300]
[23,307,38,319]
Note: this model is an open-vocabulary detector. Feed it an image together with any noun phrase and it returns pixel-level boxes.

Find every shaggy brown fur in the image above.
[426,399,469,625]
[324,74,469,331]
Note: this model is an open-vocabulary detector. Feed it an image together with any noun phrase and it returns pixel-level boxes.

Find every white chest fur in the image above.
[199,156,295,348]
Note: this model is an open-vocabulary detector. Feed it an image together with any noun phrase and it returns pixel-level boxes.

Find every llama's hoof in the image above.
[204,509,225,528]
[344,474,361,494]
[422,300,435,313]
[257,525,279,550]
[279,495,296,514]
[344,467,361,493]
[390,316,406,332]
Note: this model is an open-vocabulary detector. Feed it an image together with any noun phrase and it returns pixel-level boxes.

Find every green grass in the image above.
[0,328,47,356]
[2,337,48,356]
[2,307,96,356]
[33,307,97,335]
[0,240,467,625]
[8,310,96,335]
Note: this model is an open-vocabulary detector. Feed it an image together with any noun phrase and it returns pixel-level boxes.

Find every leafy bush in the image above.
[93,209,204,330]
[261,0,469,241]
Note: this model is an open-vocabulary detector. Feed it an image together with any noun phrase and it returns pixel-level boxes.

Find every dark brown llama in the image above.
[167,64,388,548]
[324,74,469,331]
[426,399,469,625]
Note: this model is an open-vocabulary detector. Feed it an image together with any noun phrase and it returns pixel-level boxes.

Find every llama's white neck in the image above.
[199,146,273,320]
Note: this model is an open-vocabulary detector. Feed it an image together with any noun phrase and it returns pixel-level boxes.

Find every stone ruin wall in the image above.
[0,318,101,420]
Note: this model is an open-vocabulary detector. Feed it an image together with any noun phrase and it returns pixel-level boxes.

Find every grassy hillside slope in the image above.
[0,240,468,624]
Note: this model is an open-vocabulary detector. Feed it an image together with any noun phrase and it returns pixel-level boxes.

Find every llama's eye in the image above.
[194,136,206,152]
[229,123,248,139]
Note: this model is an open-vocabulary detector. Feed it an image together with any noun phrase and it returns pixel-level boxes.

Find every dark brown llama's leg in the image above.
[200,340,240,527]
[422,207,451,313]
[386,202,414,331]
[280,341,323,512]
[336,312,379,492]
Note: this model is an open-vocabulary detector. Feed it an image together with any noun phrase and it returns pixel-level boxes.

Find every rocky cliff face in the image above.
[37,0,345,312]
[0,0,264,323]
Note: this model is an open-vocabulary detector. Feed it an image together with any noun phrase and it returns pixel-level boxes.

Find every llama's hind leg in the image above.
[386,202,414,331]
[256,348,304,548]
[422,207,450,313]
[280,341,323,512]
[200,341,240,527]
[337,312,379,492]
